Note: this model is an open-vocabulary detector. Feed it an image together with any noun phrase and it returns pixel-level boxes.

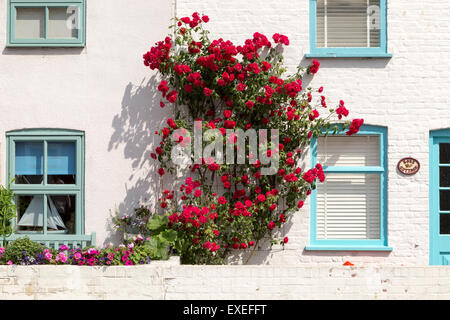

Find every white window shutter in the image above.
[317,135,380,167]
[316,0,380,48]
[317,174,380,239]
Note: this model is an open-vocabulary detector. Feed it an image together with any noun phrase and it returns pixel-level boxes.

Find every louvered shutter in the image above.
[316,136,381,240]
[317,136,379,167]
[316,0,380,48]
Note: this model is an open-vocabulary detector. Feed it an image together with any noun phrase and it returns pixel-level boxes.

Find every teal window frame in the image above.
[7,0,86,47]
[306,125,392,251]
[5,129,87,242]
[429,129,450,265]
[306,0,392,58]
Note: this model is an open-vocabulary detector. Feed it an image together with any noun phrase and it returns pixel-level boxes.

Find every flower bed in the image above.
[0,235,169,266]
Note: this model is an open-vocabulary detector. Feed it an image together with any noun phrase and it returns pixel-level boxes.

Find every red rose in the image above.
[267,221,276,230]
[224,110,232,118]
[216,197,227,206]
[283,237,288,244]
[204,87,212,96]
[158,168,165,176]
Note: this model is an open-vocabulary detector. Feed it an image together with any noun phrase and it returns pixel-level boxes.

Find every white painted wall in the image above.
[176,0,450,265]
[0,0,175,245]
[2,261,450,299]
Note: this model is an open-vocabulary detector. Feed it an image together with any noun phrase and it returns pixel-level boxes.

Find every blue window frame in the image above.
[3,129,95,249]
[7,0,86,47]
[429,129,450,265]
[306,125,391,251]
[306,0,392,58]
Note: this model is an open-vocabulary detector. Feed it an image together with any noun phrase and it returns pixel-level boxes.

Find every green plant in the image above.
[1,237,45,265]
[143,13,364,264]
[0,180,17,247]
[112,206,153,238]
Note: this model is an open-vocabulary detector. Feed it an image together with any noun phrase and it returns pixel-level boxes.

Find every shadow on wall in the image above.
[105,76,170,243]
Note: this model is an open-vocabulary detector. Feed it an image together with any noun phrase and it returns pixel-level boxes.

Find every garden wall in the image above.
[1,259,450,299]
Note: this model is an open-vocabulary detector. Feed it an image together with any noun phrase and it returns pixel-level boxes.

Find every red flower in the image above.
[308,59,320,74]
[269,204,277,211]
[218,196,227,204]
[283,237,288,244]
[236,83,246,91]
[180,17,191,24]
[224,110,232,118]
[158,168,165,176]
[204,87,212,96]
[246,101,254,109]
[167,90,178,103]
[224,120,236,129]
[257,194,266,202]
[202,15,209,23]
[346,119,364,136]
[267,221,276,230]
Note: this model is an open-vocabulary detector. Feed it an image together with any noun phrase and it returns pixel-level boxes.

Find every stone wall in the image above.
[1,259,450,299]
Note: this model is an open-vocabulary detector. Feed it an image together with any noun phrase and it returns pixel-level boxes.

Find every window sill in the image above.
[305,53,393,58]
[305,245,393,252]
[6,43,85,48]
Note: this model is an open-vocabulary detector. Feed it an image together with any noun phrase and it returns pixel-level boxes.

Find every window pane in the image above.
[15,142,44,184]
[440,215,450,235]
[15,195,76,234]
[440,144,450,164]
[440,190,450,211]
[48,7,79,39]
[316,173,380,239]
[15,7,45,39]
[16,195,44,234]
[47,142,76,185]
[316,0,380,48]
[440,167,450,187]
[48,195,76,234]
[317,135,380,166]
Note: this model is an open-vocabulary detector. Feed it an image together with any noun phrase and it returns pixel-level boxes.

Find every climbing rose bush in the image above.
[143,12,364,264]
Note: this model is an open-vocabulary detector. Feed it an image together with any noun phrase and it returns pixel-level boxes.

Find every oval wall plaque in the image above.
[397,157,420,175]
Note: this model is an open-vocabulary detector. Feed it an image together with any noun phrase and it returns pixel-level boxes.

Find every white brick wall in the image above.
[175,0,450,265]
[1,260,450,299]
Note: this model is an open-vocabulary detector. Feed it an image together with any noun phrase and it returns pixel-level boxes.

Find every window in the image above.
[307,125,391,251]
[6,129,85,239]
[307,0,391,58]
[7,0,86,47]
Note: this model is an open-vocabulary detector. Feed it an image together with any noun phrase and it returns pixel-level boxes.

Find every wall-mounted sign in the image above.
[397,157,420,175]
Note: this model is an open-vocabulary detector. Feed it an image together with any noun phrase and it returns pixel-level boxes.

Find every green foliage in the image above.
[0,180,17,246]
[1,237,45,264]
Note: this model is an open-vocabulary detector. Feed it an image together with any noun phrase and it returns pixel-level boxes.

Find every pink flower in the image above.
[7,260,13,265]
[43,249,53,261]
[125,260,133,266]
[59,245,69,251]
[56,252,68,263]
